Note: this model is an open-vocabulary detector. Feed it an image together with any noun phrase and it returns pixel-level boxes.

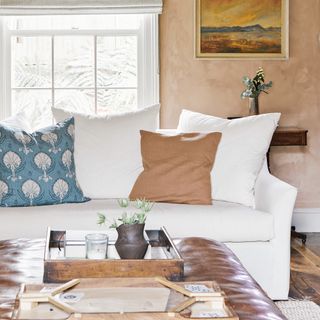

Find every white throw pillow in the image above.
[177,110,280,207]
[0,111,32,132]
[52,105,160,199]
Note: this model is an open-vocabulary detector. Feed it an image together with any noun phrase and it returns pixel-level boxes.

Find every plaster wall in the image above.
[160,0,320,208]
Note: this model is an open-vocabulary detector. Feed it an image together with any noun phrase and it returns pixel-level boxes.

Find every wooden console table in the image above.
[271,127,308,146]
[228,116,308,146]
[266,128,308,170]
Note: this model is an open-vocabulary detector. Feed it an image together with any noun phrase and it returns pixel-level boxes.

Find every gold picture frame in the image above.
[195,0,289,60]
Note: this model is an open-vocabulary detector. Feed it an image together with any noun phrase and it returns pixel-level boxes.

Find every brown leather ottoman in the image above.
[0,237,286,320]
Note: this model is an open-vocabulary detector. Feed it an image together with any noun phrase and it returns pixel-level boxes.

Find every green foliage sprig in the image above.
[241,67,273,99]
[97,199,154,229]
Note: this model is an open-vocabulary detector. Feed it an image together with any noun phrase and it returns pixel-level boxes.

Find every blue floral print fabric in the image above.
[0,117,89,207]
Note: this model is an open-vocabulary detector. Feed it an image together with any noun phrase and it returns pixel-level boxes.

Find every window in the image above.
[0,14,159,130]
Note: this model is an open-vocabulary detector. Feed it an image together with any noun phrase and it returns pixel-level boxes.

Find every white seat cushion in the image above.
[0,200,273,242]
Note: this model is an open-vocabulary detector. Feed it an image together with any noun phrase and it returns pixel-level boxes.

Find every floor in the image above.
[290,233,320,305]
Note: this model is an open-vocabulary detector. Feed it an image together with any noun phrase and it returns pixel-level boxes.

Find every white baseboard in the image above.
[292,208,320,232]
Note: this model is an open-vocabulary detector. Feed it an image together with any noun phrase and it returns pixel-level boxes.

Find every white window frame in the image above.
[0,14,159,120]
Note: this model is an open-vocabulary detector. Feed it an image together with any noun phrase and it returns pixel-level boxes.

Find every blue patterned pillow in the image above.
[0,118,89,207]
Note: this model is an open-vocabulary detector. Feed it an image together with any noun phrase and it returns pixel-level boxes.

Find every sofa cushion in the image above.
[0,199,274,242]
[177,110,280,208]
[130,130,222,205]
[0,118,87,207]
[52,105,160,199]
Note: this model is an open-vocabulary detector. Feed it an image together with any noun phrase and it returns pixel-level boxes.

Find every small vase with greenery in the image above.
[97,199,154,259]
[241,67,273,115]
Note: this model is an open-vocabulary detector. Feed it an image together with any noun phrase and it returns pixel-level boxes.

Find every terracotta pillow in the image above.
[129,130,222,205]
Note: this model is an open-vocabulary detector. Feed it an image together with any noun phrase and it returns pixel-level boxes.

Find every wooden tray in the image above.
[44,227,184,283]
[13,278,239,320]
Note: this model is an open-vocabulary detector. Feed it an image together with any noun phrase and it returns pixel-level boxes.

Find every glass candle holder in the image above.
[85,233,108,259]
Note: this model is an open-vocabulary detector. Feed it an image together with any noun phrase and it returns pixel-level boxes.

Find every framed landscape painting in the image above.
[195,0,289,59]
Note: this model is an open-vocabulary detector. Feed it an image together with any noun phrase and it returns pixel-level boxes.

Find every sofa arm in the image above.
[255,163,297,299]
[255,163,297,235]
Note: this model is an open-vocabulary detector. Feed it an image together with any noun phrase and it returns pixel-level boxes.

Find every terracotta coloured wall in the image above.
[159,0,320,208]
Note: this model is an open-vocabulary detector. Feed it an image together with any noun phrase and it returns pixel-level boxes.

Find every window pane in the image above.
[97,36,137,87]
[12,89,52,130]
[54,36,94,88]
[7,15,140,30]
[55,90,94,114]
[97,89,137,114]
[12,37,51,88]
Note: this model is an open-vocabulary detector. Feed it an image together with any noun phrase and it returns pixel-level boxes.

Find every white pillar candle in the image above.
[85,233,108,260]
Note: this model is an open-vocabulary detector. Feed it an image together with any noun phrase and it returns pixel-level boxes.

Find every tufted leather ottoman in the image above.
[0,237,286,319]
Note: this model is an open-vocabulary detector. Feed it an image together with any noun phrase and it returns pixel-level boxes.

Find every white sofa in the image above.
[0,138,297,302]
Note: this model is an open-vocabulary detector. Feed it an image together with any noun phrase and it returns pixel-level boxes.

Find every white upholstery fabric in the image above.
[52,105,160,199]
[177,110,280,208]
[254,160,297,299]
[0,199,273,242]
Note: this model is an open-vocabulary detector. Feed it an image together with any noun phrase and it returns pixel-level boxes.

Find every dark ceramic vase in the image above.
[115,224,148,259]
[248,97,259,115]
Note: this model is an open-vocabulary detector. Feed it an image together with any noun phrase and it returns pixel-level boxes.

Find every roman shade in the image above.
[0,0,163,15]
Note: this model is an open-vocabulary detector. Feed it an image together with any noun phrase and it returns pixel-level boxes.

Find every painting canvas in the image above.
[196,0,289,59]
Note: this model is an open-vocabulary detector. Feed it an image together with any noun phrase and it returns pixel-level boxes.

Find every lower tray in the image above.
[13,278,238,320]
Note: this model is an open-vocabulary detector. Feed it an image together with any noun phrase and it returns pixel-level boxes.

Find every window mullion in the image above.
[2,19,11,119]
[94,35,97,114]
[8,29,138,37]
[51,35,55,110]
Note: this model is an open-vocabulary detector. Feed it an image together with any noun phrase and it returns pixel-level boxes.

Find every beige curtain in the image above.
[0,0,163,14]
